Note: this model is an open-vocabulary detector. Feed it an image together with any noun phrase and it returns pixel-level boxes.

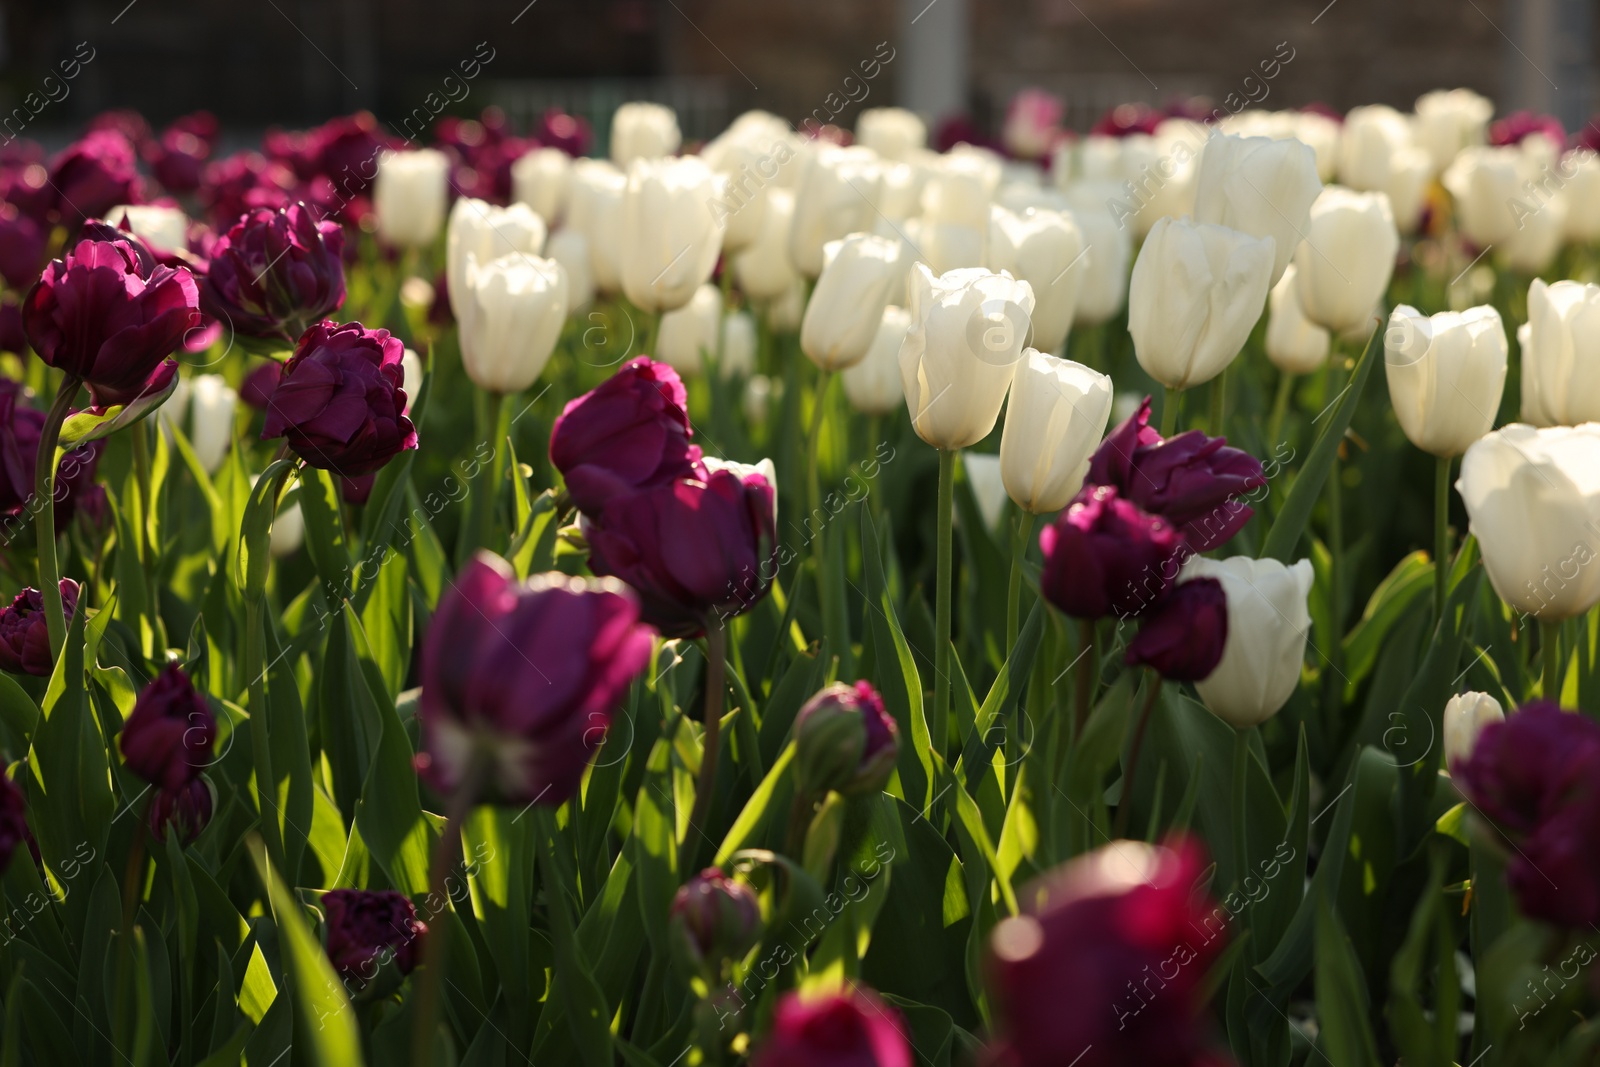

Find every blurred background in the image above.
[0,0,1595,144]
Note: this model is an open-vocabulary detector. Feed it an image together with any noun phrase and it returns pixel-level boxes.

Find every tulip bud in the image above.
[656,283,721,376]
[1337,106,1432,234]
[1443,691,1504,772]
[1292,187,1399,337]
[201,203,346,343]
[699,127,780,254]
[374,149,451,248]
[753,988,912,1067]
[922,151,997,230]
[842,306,909,416]
[720,310,756,379]
[610,102,681,167]
[1000,209,1086,356]
[0,580,79,677]
[963,452,1007,532]
[418,554,655,805]
[566,160,627,295]
[793,681,899,798]
[120,664,216,791]
[0,381,106,528]
[1443,146,1527,247]
[801,233,904,371]
[187,374,237,475]
[106,203,190,256]
[512,147,572,224]
[1501,190,1566,274]
[0,202,46,291]
[50,130,141,225]
[899,264,1035,450]
[998,350,1112,514]
[1414,89,1493,174]
[322,888,427,987]
[1125,577,1228,682]
[457,252,568,395]
[239,361,282,410]
[544,229,594,314]
[1194,133,1322,285]
[1384,304,1507,457]
[1039,487,1185,620]
[856,108,927,162]
[1458,424,1600,620]
[734,187,800,302]
[1265,264,1331,375]
[1003,89,1064,161]
[1563,151,1600,244]
[0,775,26,877]
[744,375,775,425]
[670,869,762,975]
[620,157,725,313]
[1520,279,1600,426]
[147,777,215,844]
[1184,556,1313,728]
[1060,189,1130,327]
[446,197,548,322]
[766,278,806,333]
[789,145,883,278]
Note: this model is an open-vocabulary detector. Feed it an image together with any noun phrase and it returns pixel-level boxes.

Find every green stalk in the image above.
[933,449,956,758]
[1434,455,1452,620]
[1267,370,1294,446]
[682,625,728,870]
[244,603,284,880]
[1113,673,1160,839]
[1160,385,1181,436]
[1232,727,1251,913]
[1543,619,1562,703]
[1006,511,1036,651]
[1208,366,1229,436]
[468,390,510,559]
[34,375,80,658]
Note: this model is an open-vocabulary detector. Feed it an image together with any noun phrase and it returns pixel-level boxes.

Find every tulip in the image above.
[1414,89,1493,173]
[24,232,201,409]
[147,777,215,844]
[670,869,762,974]
[744,375,775,425]
[734,187,800,302]
[400,348,423,408]
[656,283,721,375]
[856,107,927,162]
[0,381,106,528]
[49,130,141,225]
[1060,188,1130,326]
[842,306,909,416]
[1039,486,1185,620]
[1265,265,1331,375]
[766,278,806,332]
[188,374,238,474]
[699,125,785,255]
[0,775,26,877]
[269,497,304,559]
[1129,217,1274,390]
[923,151,997,230]
[373,149,451,248]
[620,157,725,313]
[261,320,418,477]
[0,202,46,290]
[985,838,1230,1067]
[720,310,756,379]
[545,228,595,313]
[1184,556,1313,728]
[586,458,777,638]
[566,159,627,294]
[909,216,984,276]
[752,988,912,1067]
[239,360,283,410]
[963,452,1007,531]
[1443,691,1504,772]
[457,252,568,395]
[512,147,571,224]
[446,197,548,322]
[105,203,189,256]
[120,664,215,791]
[1338,106,1434,233]
[1003,89,1064,161]
[899,264,1035,450]
[418,554,655,804]
[1004,208,1087,355]
[1384,304,1507,457]
[1521,279,1600,425]
[322,889,428,983]
[1501,191,1566,274]
[1443,146,1527,247]
[1292,187,1398,337]
[999,350,1112,514]
[0,580,79,677]
[800,233,904,371]
[1193,133,1322,285]
[789,145,883,278]
[1124,576,1228,682]
[1562,150,1600,244]
[549,356,702,517]
[610,102,681,167]
[202,203,346,342]
[793,681,899,797]
[1457,424,1600,620]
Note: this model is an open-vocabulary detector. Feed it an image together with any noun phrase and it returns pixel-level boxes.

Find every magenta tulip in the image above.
[1039,486,1184,620]
[120,665,216,792]
[793,681,899,797]
[0,775,27,877]
[0,379,105,528]
[1124,577,1229,682]
[670,868,762,971]
[147,777,215,844]
[48,130,142,226]
[202,203,346,342]
[0,580,78,676]
[0,201,47,290]
[753,987,913,1067]
[322,888,427,983]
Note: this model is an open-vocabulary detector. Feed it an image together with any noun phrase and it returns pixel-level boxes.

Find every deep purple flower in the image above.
[144,126,211,196]
[310,113,393,200]
[985,838,1229,1067]
[22,233,201,409]
[416,553,655,806]
[539,109,592,157]
[1490,110,1566,148]
[0,300,25,355]
[0,580,79,677]
[0,775,27,877]
[199,151,299,229]
[753,987,913,1067]
[0,379,106,527]
[793,681,899,797]
[0,162,54,223]
[147,777,215,844]
[1091,103,1165,138]
[1039,486,1184,620]
[239,360,284,410]
[120,665,216,791]
[670,868,763,971]
[550,357,703,516]
[202,203,346,342]
[260,320,417,478]
[48,130,142,226]
[322,888,427,983]
[0,202,47,290]
[340,473,377,506]
[586,460,779,639]
[87,110,152,149]
[1125,578,1228,682]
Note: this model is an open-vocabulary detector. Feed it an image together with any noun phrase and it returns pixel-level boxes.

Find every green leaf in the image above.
[234,458,295,604]
[535,809,615,1067]
[862,508,933,808]
[1341,550,1433,700]
[57,364,179,447]
[1314,895,1383,1066]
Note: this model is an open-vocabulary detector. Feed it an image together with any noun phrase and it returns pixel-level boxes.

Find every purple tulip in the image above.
[0,379,106,528]
[0,160,54,224]
[22,232,201,409]
[147,777,215,844]
[793,681,899,797]
[199,151,300,229]
[340,473,376,506]
[322,888,427,983]
[1490,110,1566,148]
[1091,102,1165,138]
[260,320,417,478]
[586,460,778,639]
[48,130,142,226]
[549,357,703,517]
[0,775,27,877]
[0,202,47,290]
[416,553,655,806]
[202,203,346,342]
[752,987,913,1067]
[144,127,210,196]
[670,868,763,971]
[1124,578,1228,682]
[985,837,1229,1067]
[239,360,284,410]
[0,580,79,677]
[0,301,26,356]
[1039,486,1185,621]
[539,109,593,157]
[120,665,216,792]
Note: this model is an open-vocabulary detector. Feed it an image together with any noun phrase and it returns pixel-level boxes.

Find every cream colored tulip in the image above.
[998,350,1112,513]
[1520,279,1600,426]
[447,197,547,321]
[1266,265,1331,375]
[657,283,721,375]
[1186,556,1314,728]
[789,144,883,277]
[733,187,799,302]
[610,102,680,166]
[1501,193,1567,275]
[106,203,189,254]
[765,277,806,333]
[843,306,909,416]
[373,149,451,248]
[1414,89,1492,174]
[457,254,568,394]
[1384,304,1507,457]
[962,452,1007,531]
[1562,150,1600,243]
[401,348,423,412]
[1293,186,1398,336]
[1193,133,1322,285]
[720,310,756,379]
[545,229,594,312]
[188,374,237,475]
[802,232,904,370]
[1443,146,1527,247]
[565,159,627,294]
[511,147,572,224]
[1003,208,1087,356]
[1060,185,1131,326]
[620,157,724,313]
[1443,691,1504,771]
[856,108,926,162]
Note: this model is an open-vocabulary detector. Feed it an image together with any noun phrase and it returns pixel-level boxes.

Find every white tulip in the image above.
[789,145,883,277]
[253,473,303,558]
[1384,304,1507,457]
[159,375,192,437]
[876,161,925,222]
[1266,265,1331,375]
[1293,112,1343,182]
[1060,185,1131,326]
[106,203,189,254]
[1520,279,1600,426]
[188,374,237,475]
[657,283,721,375]
[1501,192,1567,275]
[457,253,568,394]
[1443,691,1504,771]
[446,197,547,321]
[511,147,572,224]
[733,187,799,302]
[999,350,1112,513]
[988,206,1020,274]
[565,160,627,294]
[843,306,909,416]
[961,452,1006,531]
[1119,128,1201,238]
[1193,133,1322,285]
[1338,106,1413,190]
[1004,209,1087,355]
[1562,150,1600,243]
[545,229,594,312]
[373,149,451,248]
[856,108,926,162]
[1129,216,1274,390]
[700,126,787,255]
[923,151,996,229]
[765,277,807,333]
[1293,186,1399,336]
[610,102,680,166]
[899,264,1035,450]
[401,347,423,411]
[911,217,986,275]
[720,310,757,379]
[1186,556,1315,728]
[1458,423,1600,619]
[744,374,776,424]
[1443,146,1527,247]
[1414,89,1492,174]
[620,157,724,314]
[1072,136,1126,183]
[802,232,904,370]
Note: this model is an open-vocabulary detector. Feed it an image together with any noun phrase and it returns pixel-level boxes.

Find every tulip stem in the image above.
[1114,672,1161,839]
[1543,619,1562,703]
[34,374,80,659]
[1232,727,1251,912]
[1434,455,1452,620]
[1208,367,1228,437]
[933,449,956,759]
[244,602,285,881]
[1268,371,1294,447]
[411,753,485,1067]
[1160,386,1181,436]
[1072,619,1096,738]
[1006,512,1036,651]
[806,371,847,667]
[468,391,510,559]
[683,625,728,870]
